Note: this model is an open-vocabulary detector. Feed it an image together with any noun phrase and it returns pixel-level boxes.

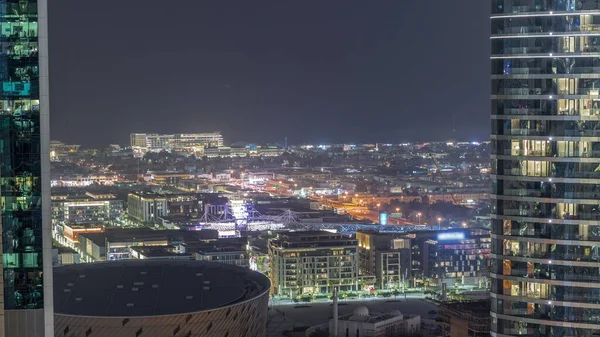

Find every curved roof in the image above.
[53,260,270,317]
[353,306,369,316]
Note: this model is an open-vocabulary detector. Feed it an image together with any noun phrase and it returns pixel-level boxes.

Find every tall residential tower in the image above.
[491,0,600,335]
[0,0,53,336]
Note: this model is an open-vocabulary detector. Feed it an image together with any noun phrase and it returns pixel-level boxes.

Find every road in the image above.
[234,180,420,226]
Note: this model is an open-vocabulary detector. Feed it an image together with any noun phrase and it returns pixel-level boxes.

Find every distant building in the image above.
[77,228,219,261]
[356,229,490,289]
[439,301,490,337]
[256,146,285,157]
[331,306,421,337]
[127,193,168,223]
[58,224,104,248]
[356,231,411,289]
[50,140,80,161]
[129,245,192,260]
[269,231,359,297]
[193,237,249,268]
[128,192,228,224]
[409,229,490,287]
[144,172,192,185]
[51,192,123,226]
[53,246,82,266]
[51,174,118,187]
[204,146,247,158]
[130,132,224,153]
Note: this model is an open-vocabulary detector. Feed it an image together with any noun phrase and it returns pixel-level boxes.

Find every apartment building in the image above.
[269,231,359,297]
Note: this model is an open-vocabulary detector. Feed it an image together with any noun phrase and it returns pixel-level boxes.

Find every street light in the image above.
[377,203,381,213]
[437,217,442,227]
[462,221,467,228]
[417,212,422,226]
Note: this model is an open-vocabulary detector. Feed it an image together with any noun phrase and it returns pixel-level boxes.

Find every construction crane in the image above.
[428,153,461,205]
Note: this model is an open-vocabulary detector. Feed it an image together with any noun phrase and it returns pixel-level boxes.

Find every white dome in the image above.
[353,306,369,316]
[390,310,402,316]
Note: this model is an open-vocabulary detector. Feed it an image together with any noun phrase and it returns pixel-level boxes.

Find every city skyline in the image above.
[48,0,491,148]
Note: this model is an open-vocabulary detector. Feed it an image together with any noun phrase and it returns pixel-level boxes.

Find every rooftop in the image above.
[129,245,192,258]
[54,260,270,317]
[78,228,219,247]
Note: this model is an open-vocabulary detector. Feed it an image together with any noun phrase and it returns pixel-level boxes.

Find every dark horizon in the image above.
[49,0,490,148]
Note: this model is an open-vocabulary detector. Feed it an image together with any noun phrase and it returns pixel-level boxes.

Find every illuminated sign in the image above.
[379,212,388,225]
[437,232,465,241]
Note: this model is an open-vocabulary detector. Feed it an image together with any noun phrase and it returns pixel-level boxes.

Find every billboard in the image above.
[437,232,465,241]
[379,212,388,225]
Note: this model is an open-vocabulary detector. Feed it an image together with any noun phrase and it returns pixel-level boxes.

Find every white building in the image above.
[330,306,421,337]
[127,193,168,223]
[130,132,224,153]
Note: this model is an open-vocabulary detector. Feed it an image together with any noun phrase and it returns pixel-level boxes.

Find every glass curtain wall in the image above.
[492,0,600,336]
[0,0,43,310]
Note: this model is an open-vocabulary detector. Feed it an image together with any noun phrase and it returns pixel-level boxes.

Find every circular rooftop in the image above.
[53,260,270,317]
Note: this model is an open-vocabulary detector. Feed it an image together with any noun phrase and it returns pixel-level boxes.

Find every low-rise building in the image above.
[51,192,123,225]
[129,245,192,260]
[127,193,168,223]
[52,246,81,266]
[128,192,228,223]
[331,306,421,337]
[269,231,359,297]
[439,301,491,337]
[78,228,218,261]
[192,237,249,268]
[49,140,80,161]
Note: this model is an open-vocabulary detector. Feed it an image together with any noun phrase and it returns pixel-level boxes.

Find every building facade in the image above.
[193,237,249,268]
[51,194,123,226]
[410,229,491,288]
[0,0,53,335]
[439,301,490,337]
[129,132,224,153]
[491,1,600,335]
[331,306,421,337]
[269,231,359,297]
[127,193,167,223]
[356,231,411,290]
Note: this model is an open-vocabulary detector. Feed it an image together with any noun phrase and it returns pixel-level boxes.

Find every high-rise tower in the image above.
[491,0,600,336]
[0,0,52,336]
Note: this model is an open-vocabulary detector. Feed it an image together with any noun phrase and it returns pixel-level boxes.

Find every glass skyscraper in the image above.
[0,0,52,336]
[492,0,600,336]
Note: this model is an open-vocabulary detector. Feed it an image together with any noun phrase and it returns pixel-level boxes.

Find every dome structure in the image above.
[353,306,369,317]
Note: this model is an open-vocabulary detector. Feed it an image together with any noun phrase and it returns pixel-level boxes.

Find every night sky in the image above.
[49,1,491,148]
